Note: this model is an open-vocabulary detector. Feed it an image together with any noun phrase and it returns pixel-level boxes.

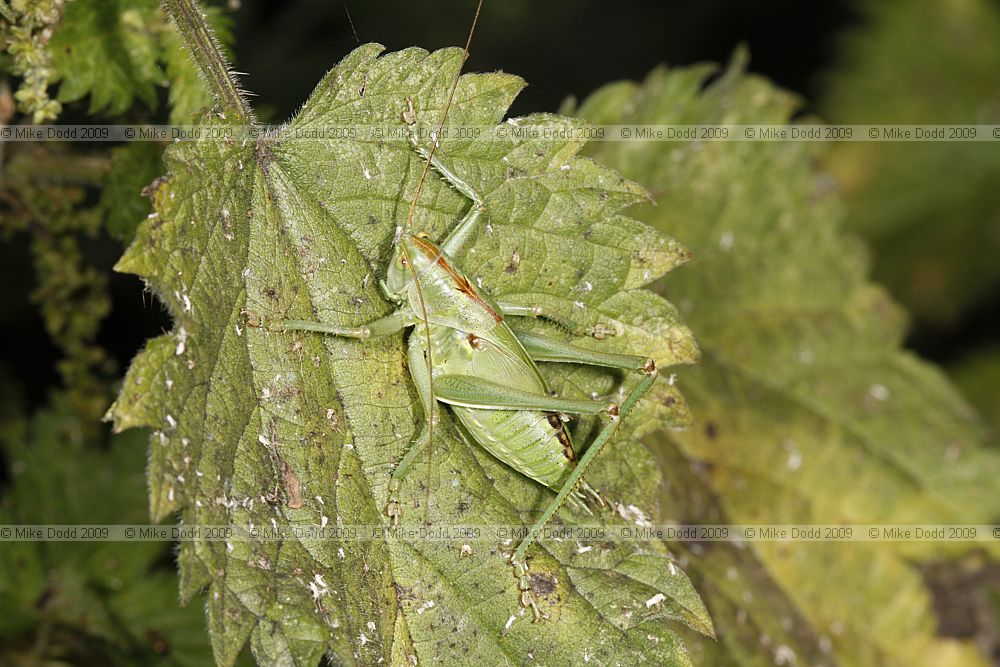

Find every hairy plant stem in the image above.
[162,0,253,123]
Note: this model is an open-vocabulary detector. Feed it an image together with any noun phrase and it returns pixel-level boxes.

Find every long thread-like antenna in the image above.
[400,0,484,532]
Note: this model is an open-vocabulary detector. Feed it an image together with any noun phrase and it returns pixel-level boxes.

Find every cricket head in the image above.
[384,227,438,299]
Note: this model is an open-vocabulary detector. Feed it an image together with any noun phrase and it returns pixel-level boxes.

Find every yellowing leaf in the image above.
[575,53,1000,667]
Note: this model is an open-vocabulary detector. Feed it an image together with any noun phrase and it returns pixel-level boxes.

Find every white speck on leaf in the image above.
[309,573,329,599]
[774,645,797,665]
[617,503,654,528]
[869,384,890,401]
[175,327,188,356]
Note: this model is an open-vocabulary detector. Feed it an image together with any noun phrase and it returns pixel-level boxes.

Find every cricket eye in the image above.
[415,232,431,240]
[399,256,408,267]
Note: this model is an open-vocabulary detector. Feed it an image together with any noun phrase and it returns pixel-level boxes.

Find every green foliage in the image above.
[821,0,1000,330]
[49,0,163,116]
[4,1,998,665]
[108,43,708,666]
[2,0,228,122]
[1,0,65,122]
[101,142,165,243]
[1,0,226,419]
[0,396,221,666]
[0,145,115,424]
[951,345,1000,443]
[573,53,1000,667]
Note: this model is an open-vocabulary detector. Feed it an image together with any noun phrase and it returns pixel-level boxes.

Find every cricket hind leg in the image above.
[498,298,619,339]
[385,334,440,525]
[509,325,653,373]
[518,326,652,513]
[507,335,658,621]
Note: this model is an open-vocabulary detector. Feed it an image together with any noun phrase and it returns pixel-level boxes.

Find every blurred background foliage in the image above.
[1,0,998,665]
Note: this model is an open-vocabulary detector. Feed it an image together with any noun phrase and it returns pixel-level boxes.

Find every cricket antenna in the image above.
[398,0,484,554]
[404,0,483,234]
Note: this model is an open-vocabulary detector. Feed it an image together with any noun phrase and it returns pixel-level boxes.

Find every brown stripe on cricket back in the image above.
[546,413,576,462]
[411,234,502,322]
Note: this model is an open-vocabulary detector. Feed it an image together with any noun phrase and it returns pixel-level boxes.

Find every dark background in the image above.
[230,0,856,120]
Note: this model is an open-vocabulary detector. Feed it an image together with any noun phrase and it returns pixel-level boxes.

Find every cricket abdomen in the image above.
[420,324,577,489]
[451,405,574,488]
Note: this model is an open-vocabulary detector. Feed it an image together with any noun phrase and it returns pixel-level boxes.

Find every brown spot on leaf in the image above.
[145,630,170,655]
[504,251,521,274]
[278,456,303,509]
[529,572,556,596]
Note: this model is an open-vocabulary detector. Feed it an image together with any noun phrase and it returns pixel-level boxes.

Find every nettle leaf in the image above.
[108,44,707,666]
[574,55,1000,667]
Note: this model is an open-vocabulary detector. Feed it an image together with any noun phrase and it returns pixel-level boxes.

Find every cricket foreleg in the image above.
[498,298,618,339]
[409,143,483,207]
[433,375,613,415]
[509,367,658,622]
[386,335,439,525]
[408,141,485,257]
[282,309,413,339]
